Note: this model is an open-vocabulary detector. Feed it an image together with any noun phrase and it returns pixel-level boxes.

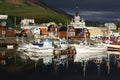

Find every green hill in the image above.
[0,0,71,24]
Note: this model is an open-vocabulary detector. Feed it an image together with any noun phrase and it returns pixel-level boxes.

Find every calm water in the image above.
[0,55,120,80]
[0,48,120,80]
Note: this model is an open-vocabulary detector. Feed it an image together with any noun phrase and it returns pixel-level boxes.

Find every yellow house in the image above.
[87,27,107,37]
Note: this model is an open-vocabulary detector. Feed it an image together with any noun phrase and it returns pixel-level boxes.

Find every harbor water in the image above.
[0,50,120,80]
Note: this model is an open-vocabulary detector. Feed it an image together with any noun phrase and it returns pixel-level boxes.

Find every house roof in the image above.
[58,26,67,31]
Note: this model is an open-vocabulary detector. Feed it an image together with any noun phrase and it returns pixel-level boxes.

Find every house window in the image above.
[8,27,12,32]
[1,51,5,56]
[2,31,6,37]
[68,32,75,37]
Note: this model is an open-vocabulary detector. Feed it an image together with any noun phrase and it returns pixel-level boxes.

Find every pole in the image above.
[107,53,110,74]
[83,60,87,77]
[66,20,69,69]
[66,20,69,41]
[14,16,16,27]
[97,64,100,75]
[66,55,68,69]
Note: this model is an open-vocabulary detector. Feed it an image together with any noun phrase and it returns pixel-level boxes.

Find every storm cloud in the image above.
[41,0,120,22]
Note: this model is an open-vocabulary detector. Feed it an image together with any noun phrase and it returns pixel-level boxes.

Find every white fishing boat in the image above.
[18,39,54,53]
[17,39,54,64]
[74,44,107,53]
[107,42,120,52]
[73,43,107,62]
[104,23,120,52]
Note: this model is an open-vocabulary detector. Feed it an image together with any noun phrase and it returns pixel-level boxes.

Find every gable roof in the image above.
[58,26,67,31]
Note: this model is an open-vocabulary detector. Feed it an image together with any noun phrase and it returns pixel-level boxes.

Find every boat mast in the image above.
[84,28,87,45]
[83,60,87,77]
[66,20,69,41]
[14,16,16,27]
[66,20,69,69]
[108,26,111,44]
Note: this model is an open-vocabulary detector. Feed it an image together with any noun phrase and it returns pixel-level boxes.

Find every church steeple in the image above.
[76,12,79,16]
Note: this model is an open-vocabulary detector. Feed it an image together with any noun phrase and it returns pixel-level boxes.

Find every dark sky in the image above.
[41,0,120,22]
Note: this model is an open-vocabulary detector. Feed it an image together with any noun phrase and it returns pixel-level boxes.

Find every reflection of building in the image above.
[0,49,16,65]
[0,38,17,65]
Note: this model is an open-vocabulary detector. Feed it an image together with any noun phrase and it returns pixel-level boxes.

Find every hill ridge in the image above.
[0,0,71,24]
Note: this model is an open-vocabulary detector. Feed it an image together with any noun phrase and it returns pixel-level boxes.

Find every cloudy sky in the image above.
[42,0,120,22]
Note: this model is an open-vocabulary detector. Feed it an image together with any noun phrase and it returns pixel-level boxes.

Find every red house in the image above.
[57,26,90,39]
[0,27,16,37]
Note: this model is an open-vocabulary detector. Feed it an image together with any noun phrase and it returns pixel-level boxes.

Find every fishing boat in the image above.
[105,35,120,52]
[68,12,107,62]
[73,43,107,62]
[107,43,120,52]
[17,39,54,64]
[104,24,120,52]
[18,39,54,53]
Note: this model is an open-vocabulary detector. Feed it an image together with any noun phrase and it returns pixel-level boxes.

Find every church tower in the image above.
[70,12,85,29]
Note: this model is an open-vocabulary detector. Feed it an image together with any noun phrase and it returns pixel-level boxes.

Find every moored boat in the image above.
[72,43,107,62]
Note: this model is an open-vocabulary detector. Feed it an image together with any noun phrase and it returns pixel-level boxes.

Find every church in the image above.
[70,12,86,29]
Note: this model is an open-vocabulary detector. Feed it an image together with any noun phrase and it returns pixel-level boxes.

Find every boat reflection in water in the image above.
[1,47,120,80]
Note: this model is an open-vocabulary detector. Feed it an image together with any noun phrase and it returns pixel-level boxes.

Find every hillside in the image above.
[0,0,71,24]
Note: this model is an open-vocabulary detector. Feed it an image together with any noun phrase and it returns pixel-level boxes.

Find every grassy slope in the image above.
[0,0,71,24]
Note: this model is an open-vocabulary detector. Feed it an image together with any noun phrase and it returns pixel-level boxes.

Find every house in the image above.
[88,27,106,38]
[118,27,120,32]
[57,25,90,39]
[68,12,90,39]
[20,19,35,26]
[68,26,75,38]
[57,26,67,38]
[0,27,16,37]
[0,15,8,19]
[0,15,16,37]
[40,28,48,35]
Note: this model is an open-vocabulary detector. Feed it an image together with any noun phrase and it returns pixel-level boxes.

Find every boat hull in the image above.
[73,44,107,62]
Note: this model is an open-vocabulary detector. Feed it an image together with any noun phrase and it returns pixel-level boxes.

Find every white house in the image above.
[20,19,35,26]
[0,15,8,19]
[104,22,117,30]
